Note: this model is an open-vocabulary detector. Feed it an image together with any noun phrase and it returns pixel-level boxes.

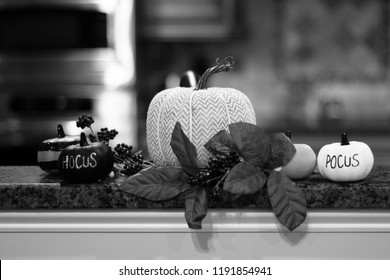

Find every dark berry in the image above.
[188,171,210,186]
[88,134,97,142]
[114,145,146,176]
[207,150,240,175]
[121,162,143,176]
[109,129,118,140]
[114,143,133,159]
[76,114,94,129]
[131,153,143,164]
[97,127,117,142]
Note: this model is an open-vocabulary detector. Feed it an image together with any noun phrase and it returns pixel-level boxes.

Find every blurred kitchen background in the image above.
[1,0,390,166]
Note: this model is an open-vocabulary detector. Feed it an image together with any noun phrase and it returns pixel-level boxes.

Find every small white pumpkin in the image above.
[281,131,316,180]
[317,132,374,182]
[146,57,256,167]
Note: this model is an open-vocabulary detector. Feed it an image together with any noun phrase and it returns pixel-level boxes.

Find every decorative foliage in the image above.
[57,112,306,230]
[170,122,199,176]
[267,132,297,170]
[204,129,237,155]
[73,113,151,177]
[184,185,208,229]
[120,121,307,231]
[267,170,307,231]
[224,162,267,195]
[118,167,191,201]
[45,113,151,183]
[229,122,271,168]
[76,114,118,145]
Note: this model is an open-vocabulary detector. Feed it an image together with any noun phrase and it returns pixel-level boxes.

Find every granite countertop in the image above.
[0,166,389,209]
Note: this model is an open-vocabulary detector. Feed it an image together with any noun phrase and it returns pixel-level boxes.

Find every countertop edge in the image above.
[1,209,390,233]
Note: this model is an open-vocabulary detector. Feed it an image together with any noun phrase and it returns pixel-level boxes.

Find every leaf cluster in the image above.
[119,122,307,231]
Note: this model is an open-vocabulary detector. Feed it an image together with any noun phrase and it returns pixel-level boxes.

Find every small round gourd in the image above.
[317,132,374,182]
[281,131,316,180]
[37,124,80,174]
[58,132,114,183]
[146,57,256,167]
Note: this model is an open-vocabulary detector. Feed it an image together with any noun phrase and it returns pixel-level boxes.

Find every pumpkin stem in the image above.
[79,132,89,147]
[194,56,235,90]
[89,126,95,139]
[341,132,350,146]
[57,124,65,138]
[285,131,292,139]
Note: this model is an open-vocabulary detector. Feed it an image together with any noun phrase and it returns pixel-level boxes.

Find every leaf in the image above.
[170,122,199,176]
[204,129,238,155]
[119,166,191,201]
[229,122,270,168]
[184,185,208,229]
[266,170,307,231]
[224,162,267,195]
[266,133,297,170]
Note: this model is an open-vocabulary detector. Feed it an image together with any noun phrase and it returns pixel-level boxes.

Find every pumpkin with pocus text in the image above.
[146,57,256,167]
[58,132,114,183]
[37,124,80,174]
[317,132,374,182]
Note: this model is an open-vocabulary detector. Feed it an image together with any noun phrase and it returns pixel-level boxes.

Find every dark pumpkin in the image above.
[58,132,114,182]
[37,124,80,174]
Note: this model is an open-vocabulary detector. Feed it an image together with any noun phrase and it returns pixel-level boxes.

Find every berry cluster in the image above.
[112,143,145,176]
[188,171,210,185]
[97,127,118,143]
[187,150,241,186]
[131,152,144,165]
[208,150,241,175]
[76,114,118,144]
[122,163,143,176]
[76,114,94,129]
[73,113,148,176]
[120,152,144,176]
[114,143,133,159]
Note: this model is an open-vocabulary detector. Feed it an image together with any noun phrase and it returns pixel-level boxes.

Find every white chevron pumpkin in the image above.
[146,57,256,168]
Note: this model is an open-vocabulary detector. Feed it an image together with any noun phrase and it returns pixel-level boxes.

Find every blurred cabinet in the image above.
[137,0,238,40]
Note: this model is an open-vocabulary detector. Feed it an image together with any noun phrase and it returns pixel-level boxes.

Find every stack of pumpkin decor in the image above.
[37,114,151,182]
[37,57,374,232]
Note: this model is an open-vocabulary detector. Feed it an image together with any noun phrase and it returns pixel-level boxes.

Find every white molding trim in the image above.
[0,209,390,233]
